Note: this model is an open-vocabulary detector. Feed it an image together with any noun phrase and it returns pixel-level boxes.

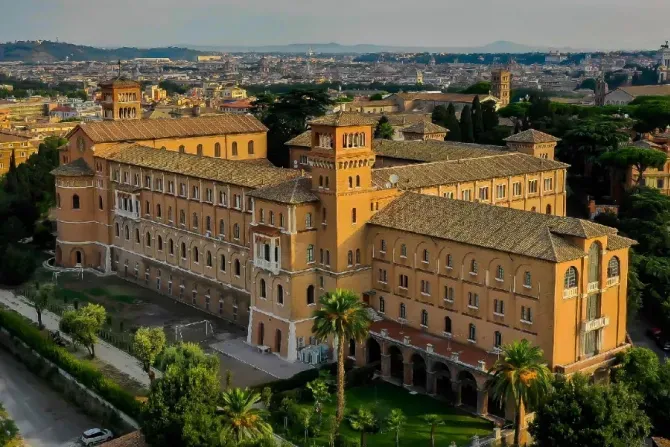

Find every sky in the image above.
[0,0,668,50]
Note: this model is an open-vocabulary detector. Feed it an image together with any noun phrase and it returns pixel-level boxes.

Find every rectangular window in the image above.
[586,294,601,320]
[192,186,200,200]
[512,181,522,196]
[206,188,213,202]
[168,181,174,193]
[443,191,454,199]
[468,292,479,309]
[478,186,489,201]
[399,274,408,289]
[219,191,227,206]
[658,178,665,189]
[179,183,186,197]
[155,178,163,191]
[379,269,387,283]
[584,330,597,356]
[420,280,430,295]
[528,179,538,194]
[144,175,151,188]
[299,155,308,165]
[496,184,506,199]
[247,197,253,212]
[521,306,533,323]
[544,178,553,192]
[461,189,472,201]
[234,195,242,209]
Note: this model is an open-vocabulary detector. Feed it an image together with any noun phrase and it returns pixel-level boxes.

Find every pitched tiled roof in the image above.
[308,112,378,127]
[74,115,268,143]
[368,192,633,262]
[96,143,299,188]
[504,129,561,143]
[100,431,147,447]
[618,85,670,98]
[248,177,319,204]
[393,92,496,103]
[286,131,312,148]
[50,157,95,177]
[99,77,141,88]
[374,139,505,162]
[372,153,569,190]
[401,121,448,135]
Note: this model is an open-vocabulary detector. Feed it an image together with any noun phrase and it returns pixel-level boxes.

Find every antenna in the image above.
[118,59,122,78]
[389,174,399,186]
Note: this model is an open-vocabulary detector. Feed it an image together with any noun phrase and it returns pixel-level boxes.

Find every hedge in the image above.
[0,309,141,419]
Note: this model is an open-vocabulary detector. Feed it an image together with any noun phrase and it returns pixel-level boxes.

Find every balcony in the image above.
[606,276,620,288]
[582,315,609,332]
[253,258,280,275]
[587,281,600,293]
[563,287,578,299]
[115,208,140,220]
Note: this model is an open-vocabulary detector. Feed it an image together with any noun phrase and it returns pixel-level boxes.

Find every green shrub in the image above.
[0,309,141,419]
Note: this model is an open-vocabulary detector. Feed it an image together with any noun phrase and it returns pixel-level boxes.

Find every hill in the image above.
[0,41,208,62]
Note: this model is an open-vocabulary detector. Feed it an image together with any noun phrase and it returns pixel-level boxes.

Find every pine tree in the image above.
[460,105,474,143]
[472,96,484,142]
[445,103,461,141]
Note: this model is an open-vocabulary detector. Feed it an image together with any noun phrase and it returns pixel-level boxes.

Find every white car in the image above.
[80,428,113,445]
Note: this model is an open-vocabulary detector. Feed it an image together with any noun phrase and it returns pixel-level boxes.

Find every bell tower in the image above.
[99,62,141,121]
[491,69,511,107]
[307,112,377,275]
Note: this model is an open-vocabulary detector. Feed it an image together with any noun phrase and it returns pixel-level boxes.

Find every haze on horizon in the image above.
[0,0,668,51]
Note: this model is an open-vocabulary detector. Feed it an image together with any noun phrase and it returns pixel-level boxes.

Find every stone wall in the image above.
[0,328,138,435]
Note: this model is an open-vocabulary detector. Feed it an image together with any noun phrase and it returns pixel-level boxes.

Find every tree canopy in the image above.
[599,146,667,184]
[59,303,106,357]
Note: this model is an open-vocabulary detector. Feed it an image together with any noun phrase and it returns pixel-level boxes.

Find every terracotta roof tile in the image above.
[286,131,312,148]
[372,153,569,190]
[369,192,632,262]
[308,112,378,127]
[618,85,670,98]
[401,121,448,135]
[50,157,95,177]
[504,129,561,144]
[96,143,299,189]
[393,92,496,103]
[99,77,141,88]
[373,139,506,163]
[75,115,268,143]
[248,177,319,204]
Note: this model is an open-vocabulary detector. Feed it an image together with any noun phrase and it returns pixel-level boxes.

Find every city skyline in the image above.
[1,0,668,51]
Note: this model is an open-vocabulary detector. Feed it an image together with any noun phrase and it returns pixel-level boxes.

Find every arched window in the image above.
[496,265,504,281]
[422,249,429,263]
[157,235,163,251]
[468,323,476,341]
[347,250,353,266]
[219,219,225,235]
[307,244,314,263]
[356,175,360,187]
[260,279,266,298]
[277,285,284,304]
[348,177,353,188]
[279,213,284,228]
[400,244,407,257]
[234,259,241,276]
[269,211,275,226]
[180,242,186,259]
[206,251,212,267]
[232,142,238,156]
[233,223,240,239]
[494,331,502,348]
[145,232,151,247]
[248,140,254,155]
[193,246,199,263]
[114,223,120,237]
[421,309,428,326]
[307,285,315,305]
[546,204,552,214]
[379,296,385,313]
[523,271,532,288]
[124,225,129,240]
[355,249,361,264]
[400,303,406,319]
[197,144,203,156]
[564,266,578,289]
[179,145,185,153]
[444,316,452,334]
[192,213,198,228]
[220,254,226,271]
[352,208,357,224]
[169,239,174,255]
[305,213,312,228]
[446,254,453,268]
[72,194,80,209]
[99,195,103,210]
[607,257,620,278]
[214,142,221,157]
[380,239,387,252]
[470,259,478,274]
[180,210,186,225]
[259,208,265,223]
[57,193,61,208]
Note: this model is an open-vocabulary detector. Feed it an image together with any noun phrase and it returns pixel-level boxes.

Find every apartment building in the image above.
[0,132,39,174]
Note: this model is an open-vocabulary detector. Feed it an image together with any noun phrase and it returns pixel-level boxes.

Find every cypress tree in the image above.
[431,105,449,127]
[4,151,18,194]
[482,100,499,132]
[472,96,484,142]
[445,103,461,141]
[460,105,474,143]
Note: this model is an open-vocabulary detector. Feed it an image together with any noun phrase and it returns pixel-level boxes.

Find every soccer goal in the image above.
[173,320,215,344]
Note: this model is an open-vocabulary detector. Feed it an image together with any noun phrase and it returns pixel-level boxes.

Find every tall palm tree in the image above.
[421,414,444,447]
[487,339,551,446]
[219,388,272,446]
[349,407,377,447]
[385,408,406,447]
[312,289,371,427]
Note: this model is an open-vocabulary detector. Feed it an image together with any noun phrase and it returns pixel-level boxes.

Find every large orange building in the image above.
[0,132,39,175]
[53,104,633,421]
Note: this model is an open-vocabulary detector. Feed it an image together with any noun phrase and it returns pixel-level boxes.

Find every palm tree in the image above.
[385,409,406,447]
[219,388,273,446]
[312,289,371,426]
[421,414,444,447]
[487,339,551,446]
[349,407,377,447]
[22,282,54,329]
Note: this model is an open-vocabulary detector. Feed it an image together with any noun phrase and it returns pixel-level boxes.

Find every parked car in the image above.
[80,428,113,445]
[646,327,662,341]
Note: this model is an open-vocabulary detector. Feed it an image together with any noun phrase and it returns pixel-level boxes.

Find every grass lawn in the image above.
[281,381,493,447]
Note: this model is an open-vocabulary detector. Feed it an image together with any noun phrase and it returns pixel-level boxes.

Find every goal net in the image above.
[171,320,215,344]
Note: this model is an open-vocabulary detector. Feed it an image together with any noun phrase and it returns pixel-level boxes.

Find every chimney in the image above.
[403,335,411,345]
[380,329,388,337]
[426,343,434,353]
[193,105,201,117]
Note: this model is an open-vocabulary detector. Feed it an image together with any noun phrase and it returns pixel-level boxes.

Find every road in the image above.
[0,348,96,447]
[628,316,668,360]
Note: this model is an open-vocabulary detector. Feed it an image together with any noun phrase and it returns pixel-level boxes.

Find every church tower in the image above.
[491,69,511,107]
[307,112,378,277]
[99,63,141,121]
[594,76,608,106]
